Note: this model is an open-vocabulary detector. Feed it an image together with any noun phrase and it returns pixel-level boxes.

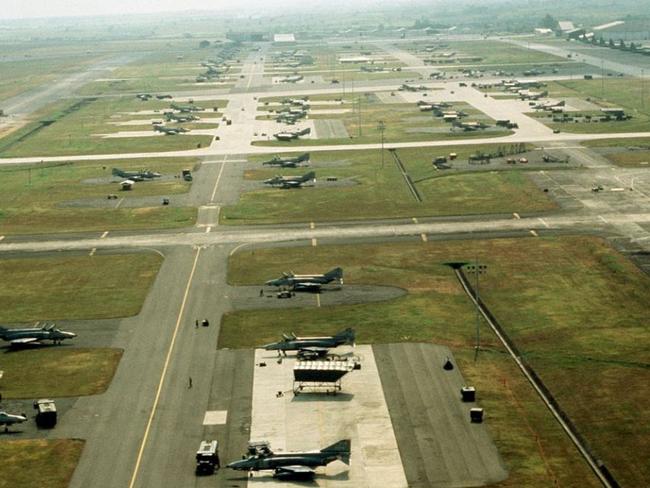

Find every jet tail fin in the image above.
[111,168,124,177]
[325,267,343,282]
[321,439,351,464]
[335,328,355,344]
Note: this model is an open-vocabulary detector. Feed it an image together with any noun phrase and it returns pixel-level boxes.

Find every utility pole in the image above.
[601,58,605,100]
[465,261,487,361]
[642,68,645,110]
[377,120,385,169]
[357,96,362,138]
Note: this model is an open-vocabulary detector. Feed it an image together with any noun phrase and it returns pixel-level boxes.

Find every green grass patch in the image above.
[536,78,650,133]
[0,158,198,234]
[0,97,218,157]
[222,235,650,486]
[255,94,512,146]
[0,253,162,321]
[221,145,554,224]
[0,348,122,398]
[0,439,84,488]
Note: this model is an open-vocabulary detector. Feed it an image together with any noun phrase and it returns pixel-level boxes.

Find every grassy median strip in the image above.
[0,439,84,488]
[0,158,198,234]
[0,253,162,321]
[223,235,650,486]
[0,348,122,398]
[221,146,553,224]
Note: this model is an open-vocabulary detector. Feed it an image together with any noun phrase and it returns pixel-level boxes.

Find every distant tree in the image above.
[618,39,626,49]
[598,36,606,46]
[609,38,616,48]
[199,40,211,49]
[630,42,638,51]
[541,14,558,30]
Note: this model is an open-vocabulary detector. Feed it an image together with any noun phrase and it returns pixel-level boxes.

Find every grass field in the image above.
[0,348,122,398]
[221,145,554,224]
[535,78,650,133]
[583,138,650,167]
[0,97,218,157]
[0,253,162,321]
[0,56,97,101]
[255,93,512,146]
[0,158,198,234]
[222,234,650,485]
[0,439,84,488]
[76,49,240,96]
[419,40,567,66]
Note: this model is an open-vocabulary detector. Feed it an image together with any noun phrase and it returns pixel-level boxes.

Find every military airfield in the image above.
[1,4,650,488]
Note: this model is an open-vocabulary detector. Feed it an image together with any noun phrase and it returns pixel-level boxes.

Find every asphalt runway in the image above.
[374,343,508,487]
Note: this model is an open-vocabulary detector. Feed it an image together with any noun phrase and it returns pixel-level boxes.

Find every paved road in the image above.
[506,37,650,77]
[0,54,142,132]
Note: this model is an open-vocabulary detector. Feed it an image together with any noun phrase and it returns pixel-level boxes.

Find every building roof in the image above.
[558,21,575,32]
[274,33,295,43]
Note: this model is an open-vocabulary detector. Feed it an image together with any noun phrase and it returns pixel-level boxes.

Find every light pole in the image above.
[377,120,385,169]
[357,96,362,138]
[465,261,487,361]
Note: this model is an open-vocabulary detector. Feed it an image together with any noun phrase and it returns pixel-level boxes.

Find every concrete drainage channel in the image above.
[450,263,620,488]
[389,149,422,202]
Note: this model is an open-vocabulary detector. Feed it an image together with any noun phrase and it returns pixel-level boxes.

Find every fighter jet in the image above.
[265,267,343,290]
[153,124,189,135]
[262,153,310,168]
[112,168,161,181]
[136,93,152,101]
[264,171,316,189]
[170,103,204,113]
[399,83,427,92]
[263,328,355,355]
[164,112,199,123]
[278,74,304,83]
[0,324,76,346]
[273,128,311,141]
[227,439,350,479]
[0,411,28,432]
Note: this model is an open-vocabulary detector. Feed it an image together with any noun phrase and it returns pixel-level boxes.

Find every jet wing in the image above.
[10,337,39,345]
[273,466,315,479]
[292,282,322,292]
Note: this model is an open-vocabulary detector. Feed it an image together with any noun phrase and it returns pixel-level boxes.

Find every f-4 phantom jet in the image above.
[265,267,343,289]
[0,324,76,346]
[262,153,310,168]
[263,328,355,355]
[264,171,315,189]
[227,439,350,479]
[273,128,311,141]
[112,168,161,181]
[0,411,28,432]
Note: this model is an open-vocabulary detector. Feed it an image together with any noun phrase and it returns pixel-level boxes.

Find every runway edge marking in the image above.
[128,247,202,488]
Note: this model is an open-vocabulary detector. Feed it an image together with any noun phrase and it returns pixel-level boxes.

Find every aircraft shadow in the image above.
[291,392,355,402]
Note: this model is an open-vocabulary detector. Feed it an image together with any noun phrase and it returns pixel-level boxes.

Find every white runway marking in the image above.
[203,410,228,425]
[100,231,109,238]
[420,233,428,242]
[538,217,550,228]
[89,248,97,256]
[210,156,227,203]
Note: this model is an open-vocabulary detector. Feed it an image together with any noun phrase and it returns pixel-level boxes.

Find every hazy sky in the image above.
[2,0,391,20]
